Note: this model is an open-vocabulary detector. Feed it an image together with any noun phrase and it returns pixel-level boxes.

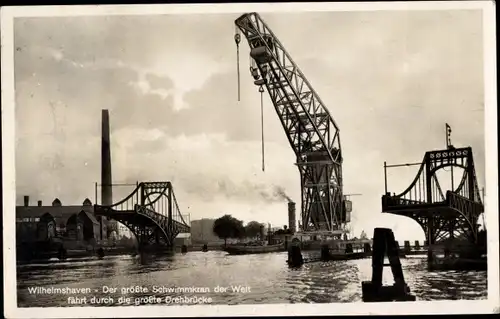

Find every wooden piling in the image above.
[414,240,420,250]
[363,243,372,256]
[320,244,330,261]
[361,228,416,302]
[288,243,304,268]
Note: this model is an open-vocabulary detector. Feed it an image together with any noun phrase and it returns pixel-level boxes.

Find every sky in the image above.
[14,9,485,241]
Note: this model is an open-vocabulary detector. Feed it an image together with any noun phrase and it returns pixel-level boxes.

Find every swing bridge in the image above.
[382,144,484,254]
[94,182,190,250]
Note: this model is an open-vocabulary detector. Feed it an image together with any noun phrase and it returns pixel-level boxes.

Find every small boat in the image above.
[223,243,285,255]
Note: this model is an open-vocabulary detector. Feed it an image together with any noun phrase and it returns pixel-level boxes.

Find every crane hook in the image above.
[235,31,241,101]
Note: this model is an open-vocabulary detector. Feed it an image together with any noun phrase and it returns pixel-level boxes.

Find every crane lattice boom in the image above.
[235,12,348,233]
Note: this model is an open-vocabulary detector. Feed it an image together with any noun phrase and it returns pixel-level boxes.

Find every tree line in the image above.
[212,214,292,246]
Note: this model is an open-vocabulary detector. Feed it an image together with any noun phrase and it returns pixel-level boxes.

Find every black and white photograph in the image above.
[2,1,498,318]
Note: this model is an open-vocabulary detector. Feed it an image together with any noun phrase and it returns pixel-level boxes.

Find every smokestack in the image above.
[101,109,115,240]
[288,201,296,234]
[23,195,29,207]
[37,200,42,207]
[101,109,113,206]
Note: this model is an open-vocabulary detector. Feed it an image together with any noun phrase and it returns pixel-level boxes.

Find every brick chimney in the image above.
[101,109,113,206]
[37,200,42,207]
[23,195,29,207]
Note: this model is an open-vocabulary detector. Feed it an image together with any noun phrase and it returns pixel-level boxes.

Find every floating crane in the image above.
[234,12,350,235]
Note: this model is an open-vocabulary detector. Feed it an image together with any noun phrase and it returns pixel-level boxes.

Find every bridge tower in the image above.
[382,126,484,261]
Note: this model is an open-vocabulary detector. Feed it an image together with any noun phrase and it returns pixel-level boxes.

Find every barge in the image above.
[223,243,285,255]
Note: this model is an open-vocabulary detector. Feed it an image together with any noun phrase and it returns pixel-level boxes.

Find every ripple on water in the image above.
[16,253,487,307]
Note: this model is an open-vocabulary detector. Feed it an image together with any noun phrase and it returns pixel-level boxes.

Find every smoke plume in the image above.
[273,186,293,203]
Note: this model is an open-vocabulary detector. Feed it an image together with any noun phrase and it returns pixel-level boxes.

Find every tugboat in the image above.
[223,223,287,255]
[289,230,372,263]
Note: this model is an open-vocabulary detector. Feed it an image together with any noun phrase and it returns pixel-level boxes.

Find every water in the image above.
[16,252,487,307]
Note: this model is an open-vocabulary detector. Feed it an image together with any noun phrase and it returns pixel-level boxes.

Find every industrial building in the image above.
[16,196,116,247]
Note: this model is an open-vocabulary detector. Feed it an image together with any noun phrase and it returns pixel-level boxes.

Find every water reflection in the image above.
[17,252,487,307]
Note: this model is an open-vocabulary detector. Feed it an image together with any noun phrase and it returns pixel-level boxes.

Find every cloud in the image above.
[13,10,486,240]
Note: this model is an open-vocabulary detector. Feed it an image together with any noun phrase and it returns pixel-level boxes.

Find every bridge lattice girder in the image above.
[94,182,190,248]
[382,147,483,245]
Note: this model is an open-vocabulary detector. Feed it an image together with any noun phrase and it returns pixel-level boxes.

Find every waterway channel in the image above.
[17,251,487,307]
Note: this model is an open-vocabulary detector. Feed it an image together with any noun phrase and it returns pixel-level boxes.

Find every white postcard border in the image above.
[2,1,498,317]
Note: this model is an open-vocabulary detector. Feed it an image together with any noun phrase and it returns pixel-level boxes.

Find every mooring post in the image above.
[288,239,304,268]
[363,243,372,255]
[386,231,406,288]
[370,229,386,288]
[404,240,411,254]
[361,228,416,302]
[320,244,330,261]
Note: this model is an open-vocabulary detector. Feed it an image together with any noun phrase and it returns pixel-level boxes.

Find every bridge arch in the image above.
[109,211,173,247]
[430,163,467,195]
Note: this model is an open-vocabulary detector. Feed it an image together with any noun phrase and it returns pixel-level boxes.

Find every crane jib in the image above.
[234,13,349,234]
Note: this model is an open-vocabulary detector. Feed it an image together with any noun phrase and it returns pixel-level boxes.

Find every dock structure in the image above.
[362,228,416,302]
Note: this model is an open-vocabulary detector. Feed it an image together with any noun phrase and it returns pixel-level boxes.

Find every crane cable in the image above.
[234,28,241,102]
[234,28,266,172]
[259,85,265,172]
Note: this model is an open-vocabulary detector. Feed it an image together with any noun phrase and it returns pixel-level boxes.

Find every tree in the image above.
[245,221,264,239]
[234,219,246,239]
[213,215,245,247]
[259,224,265,240]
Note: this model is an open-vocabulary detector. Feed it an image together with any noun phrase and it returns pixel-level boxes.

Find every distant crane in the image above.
[234,12,348,236]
